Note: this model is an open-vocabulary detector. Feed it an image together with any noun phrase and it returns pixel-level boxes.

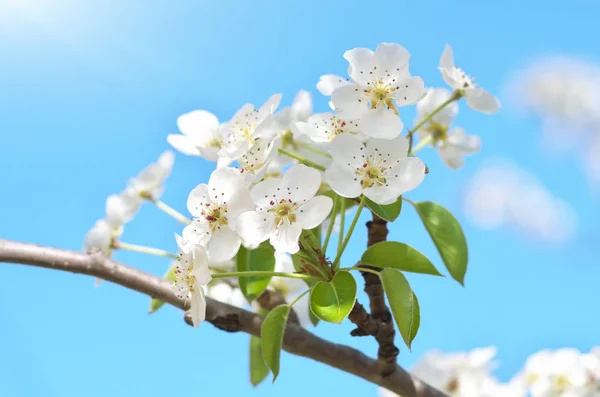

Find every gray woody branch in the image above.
[0,239,448,397]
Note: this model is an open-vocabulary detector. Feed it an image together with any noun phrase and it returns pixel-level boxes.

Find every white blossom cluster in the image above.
[508,56,600,192]
[462,158,577,244]
[379,347,600,397]
[82,151,175,255]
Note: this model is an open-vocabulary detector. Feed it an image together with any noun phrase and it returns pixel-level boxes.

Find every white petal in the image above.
[236,211,276,246]
[331,84,366,116]
[440,44,455,69]
[157,151,175,173]
[190,288,207,327]
[208,167,246,203]
[291,90,313,122]
[387,157,426,195]
[416,88,458,125]
[374,43,410,75]
[182,221,212,246]
[344,47,375,83]
[251,178,281,208]
[325,163,362,199]
[177,110,220,142]
[257,94,282,123]
[83,219,112,253]
[363,186,399,205]
[316,74,350,96]
[167,134,201,156]
[187,184,209,217]
[207,226,241,262]
[216,155,233,169]
[192,245,212,285]
[270,222,303,254]
[296,196,333,229]
[366,136,409,163]
[281,164,321,202]
[329,133,365,168]
[393,76,427,107]
[359,108,403,139]
[226,191,255,225]
[439,146,465,169]
[446,127,481,154]
[465,87,500,114]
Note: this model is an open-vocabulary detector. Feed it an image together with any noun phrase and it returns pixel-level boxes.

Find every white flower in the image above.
[236,164,333,254]
[168,110,231,167]
[83,219,114,254]
[325,134,425,205]
[439,44,500,114]
[183,167,254,262]
[411,347,498,396]
[105,188,142,229]
[171,234,212,327]
[129,150,175,200]
[275,90,313,131]
[237,137,278,182]
[330,43,426,139]
[205,282,247,309]
[296,112,363,143]
[222,94,282,159]
[316,74,351,110]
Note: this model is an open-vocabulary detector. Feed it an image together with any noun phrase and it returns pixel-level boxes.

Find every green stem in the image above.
[322,195,339,254]
[402,197,416,207]
[278,148,326,171]
[151,199,191,225]
[289,289,311,307]
[410,135,433,155]
[212,271,320,282]
[337,198,346,257]
[332,196,366,269]
[113,241,179,259]
[294,140,332,159]
[340,266,381,276]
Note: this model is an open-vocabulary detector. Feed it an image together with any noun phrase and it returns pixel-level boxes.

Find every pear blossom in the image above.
[222,94,282,159]
[325,134,425,205]
[105,188,142,229]
[439,44,500,114]
[317,74,351,110]
[129,150,175,200]
[83,219,114,254]
[296,112,363,143]
[183,167,254,261]
[236,164,333,254]
[171,234,212,327]
[275,90,313,132]
[416,88,481,169]
[330,43,426,139]
[205,282,247,309]
[237,138,278,182]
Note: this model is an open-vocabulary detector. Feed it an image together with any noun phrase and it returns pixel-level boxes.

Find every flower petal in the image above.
[416,88,458,125]
[281,164,321,203]
[190,288,207,327]
[167,134,201,156]
[226,191,255,225]
[465,87,500,114]
[296,196,333,229]
[440,44,455,70]
[187,184,209,217]
[236,211,276,246]
[447,127,481,154]
[291,90,313,122]
[177,110,220,141]
[331,84,366,116]
[363,186,399,205]
[344,47,375,83]
[316,74,350,96]
[366,135,409,164]
[207,226,241,262]
[359,108,403,139]
[325,163,362,199]
[329,133,365,168]
[182,221,212,246]
[270,222,303,254]
[439,146,465,169]
[393,76,427,107]
[374,43,410,75]
[208,167,246,203]
[387,157,426,195]
[251,178,281,207]
[192,245,212,285]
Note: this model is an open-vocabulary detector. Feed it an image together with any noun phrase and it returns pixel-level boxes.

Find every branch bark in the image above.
[0,239,447,397]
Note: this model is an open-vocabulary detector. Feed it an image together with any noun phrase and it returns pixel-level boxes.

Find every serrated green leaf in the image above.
[361,241,442,276]
[309,271,357,323]
[413,201,468,285]
[380,268,420,350]
[149,262,178,314]
[237,242,276,302]
[261,304,291,382]
[365,196,402,222]
[250,336,269,386]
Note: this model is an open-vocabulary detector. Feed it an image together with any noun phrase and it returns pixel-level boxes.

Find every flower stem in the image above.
[340,266,381,276]
[212,271,320,282]
[289,288,311,307]
[322,195,339,254]
[294,140,332,159]
[332,196,366,269]
[150,199,191,225]
[337,198,346,257]
[278,148,326,171]
[112,241,179,259]
[406,90,461,153]
[410,135,433,155]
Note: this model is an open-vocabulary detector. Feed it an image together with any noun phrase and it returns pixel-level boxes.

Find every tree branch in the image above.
[0,239,447,397]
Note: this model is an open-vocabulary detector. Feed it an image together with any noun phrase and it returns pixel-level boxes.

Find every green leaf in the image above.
[148,262,178,314]
[309,308,320,327]
[261,304,291,382]
[250,336,269,386]
[380,268,420,350]
[413,201,468,285]
[361,241,442,276]
[237,242,276,302]
[365,196,402,222]
[309,271,357,323]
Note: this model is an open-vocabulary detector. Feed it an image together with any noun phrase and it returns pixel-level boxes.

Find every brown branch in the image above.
[257,289,300,324]
[0,239,448,397]
[348,213,399,377]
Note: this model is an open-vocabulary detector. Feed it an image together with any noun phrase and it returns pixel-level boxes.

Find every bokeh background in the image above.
[1,0,599,396]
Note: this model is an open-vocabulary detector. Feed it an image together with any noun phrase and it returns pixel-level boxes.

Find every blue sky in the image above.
[1,0,600,396]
